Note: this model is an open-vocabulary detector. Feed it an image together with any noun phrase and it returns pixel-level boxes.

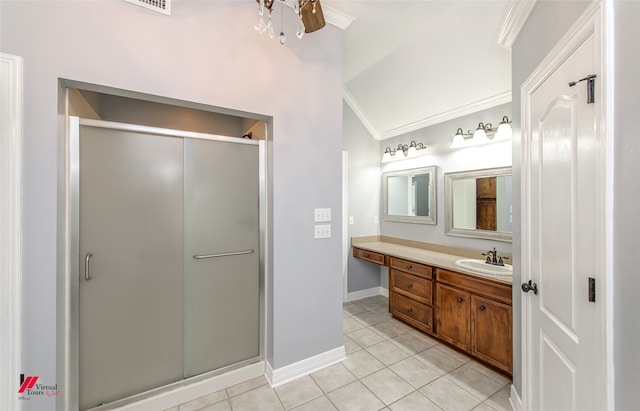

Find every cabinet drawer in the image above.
[436,268,511,304]
[391,269,432,305]
[389,257,432,279]
[390,293,433,333]
[353,247,385,265]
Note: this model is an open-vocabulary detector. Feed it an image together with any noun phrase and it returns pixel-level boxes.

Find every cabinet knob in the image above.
[407,283,413,289]
[407,308,413,313]
[365,253,370,258]
[456,297,463,303]
[406,265,412,269]
[479,305,486,311]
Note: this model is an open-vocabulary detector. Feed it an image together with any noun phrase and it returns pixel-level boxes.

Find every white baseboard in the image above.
[266,346,346,388]
[509,384,523,411]
[109,362,265,411]
[345,286,388,302]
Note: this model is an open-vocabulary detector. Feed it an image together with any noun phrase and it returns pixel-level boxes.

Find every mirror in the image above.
[383,166,436,224]
[444,167,512,242]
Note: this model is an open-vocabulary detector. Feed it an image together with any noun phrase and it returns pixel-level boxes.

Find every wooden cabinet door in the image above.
[436,283,470,351]
[471,295,512,374]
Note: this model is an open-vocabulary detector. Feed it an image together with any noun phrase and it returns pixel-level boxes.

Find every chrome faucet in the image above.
[483,247,509,266]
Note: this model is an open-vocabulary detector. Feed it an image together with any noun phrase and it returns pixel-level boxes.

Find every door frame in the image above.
[0,52,23,411]
[58,112,267,410]
[519,1,612,409]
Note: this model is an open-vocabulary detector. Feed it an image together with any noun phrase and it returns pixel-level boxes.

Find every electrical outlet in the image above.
[314,224,331,239]
[373,216,379,224]
[314,208,331,222]
[349,216,354,225]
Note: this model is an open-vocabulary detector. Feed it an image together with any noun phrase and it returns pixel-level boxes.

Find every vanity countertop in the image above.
[352,238,513,285]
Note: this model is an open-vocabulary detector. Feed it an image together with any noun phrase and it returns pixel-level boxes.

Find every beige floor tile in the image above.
[420,377,482,411]
[483,386,512,411]
[353,311,391,326]
[446,364,506,400]
[310,362,357,393]
[343,316,367,333]
[343,349,386,379]
[197,399,232,411]
[388,391,443,411]
[291,395,338,411]
[274,375,323,410]
[472,403,498,411]
[389,357,443,389]
[433,343,472,364]
[327,381,385,411]
[343,334,362,354]
[178,390,227,411]
[369,319,412,339]
[229,385,284,411]
[415,347,466,374]
[343,302,368,316]
[347,327,386,348]
[361,368,414,405]
[226,376,268,398]
[389,332,437,355]
[466,361,511,386]
[365,340,410,366]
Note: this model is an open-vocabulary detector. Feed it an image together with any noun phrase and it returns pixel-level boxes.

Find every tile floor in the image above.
[167,295,512,411]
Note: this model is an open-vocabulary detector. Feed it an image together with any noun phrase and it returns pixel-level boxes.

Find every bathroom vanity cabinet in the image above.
[352,245,512,376]
[436,268,512,374]
[389,257,434,334]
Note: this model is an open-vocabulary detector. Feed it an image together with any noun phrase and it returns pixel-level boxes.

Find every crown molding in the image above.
[497,0,537,50]
[322,4,356,30]
[377,91,512,140]
[343,88,381,140]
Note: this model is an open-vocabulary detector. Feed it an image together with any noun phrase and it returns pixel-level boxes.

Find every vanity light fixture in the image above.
[450,116,512,148]
[382,141,427,162]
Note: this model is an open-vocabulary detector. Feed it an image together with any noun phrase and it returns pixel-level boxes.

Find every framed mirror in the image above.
[383,166,436,224]
[444,167,512,242]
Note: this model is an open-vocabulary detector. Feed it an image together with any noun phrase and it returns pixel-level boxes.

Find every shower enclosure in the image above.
[71,118,263,410]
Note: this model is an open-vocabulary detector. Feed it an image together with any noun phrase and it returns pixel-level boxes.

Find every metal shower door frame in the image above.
[60,116,266,411]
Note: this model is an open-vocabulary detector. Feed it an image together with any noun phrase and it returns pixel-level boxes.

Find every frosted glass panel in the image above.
[184,138,260,377]
[79,125,184,410]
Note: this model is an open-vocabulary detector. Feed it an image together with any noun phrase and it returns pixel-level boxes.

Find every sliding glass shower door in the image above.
[184,138,260,377]
[77,119,261,409]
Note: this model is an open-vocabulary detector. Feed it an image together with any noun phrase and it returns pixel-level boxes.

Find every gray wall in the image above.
[613,1,640,408]
[343,103,382,294]
[380,103,513,255]
[510,0,594,400]
[0,1,343,409]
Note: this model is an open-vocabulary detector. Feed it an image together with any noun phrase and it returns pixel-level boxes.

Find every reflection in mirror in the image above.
[445,167,512,242]
[383,166,436,225]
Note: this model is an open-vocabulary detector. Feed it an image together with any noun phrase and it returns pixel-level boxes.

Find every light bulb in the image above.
[472,124,489,144]
[450,133,465,148]
[296,19,305,39]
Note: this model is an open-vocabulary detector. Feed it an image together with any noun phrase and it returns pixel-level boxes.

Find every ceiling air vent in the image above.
[124,0,171,16]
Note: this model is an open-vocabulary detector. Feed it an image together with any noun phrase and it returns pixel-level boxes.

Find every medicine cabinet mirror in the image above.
[383,166,436,225]
[444,166,512,242]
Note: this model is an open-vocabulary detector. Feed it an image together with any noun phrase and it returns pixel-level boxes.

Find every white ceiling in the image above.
[322,0,515,140]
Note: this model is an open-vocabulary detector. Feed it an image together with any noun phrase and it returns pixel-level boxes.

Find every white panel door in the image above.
[522,9,605,411]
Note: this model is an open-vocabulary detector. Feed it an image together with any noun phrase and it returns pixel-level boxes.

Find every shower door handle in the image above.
[193,249,254,260]
[84,253,93,281]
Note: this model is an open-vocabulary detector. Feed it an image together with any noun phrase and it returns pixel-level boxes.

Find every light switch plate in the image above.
[314,208,331,222]
[314,224,331,239]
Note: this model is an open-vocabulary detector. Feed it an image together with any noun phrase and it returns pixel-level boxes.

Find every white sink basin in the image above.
[455,259,513,276]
